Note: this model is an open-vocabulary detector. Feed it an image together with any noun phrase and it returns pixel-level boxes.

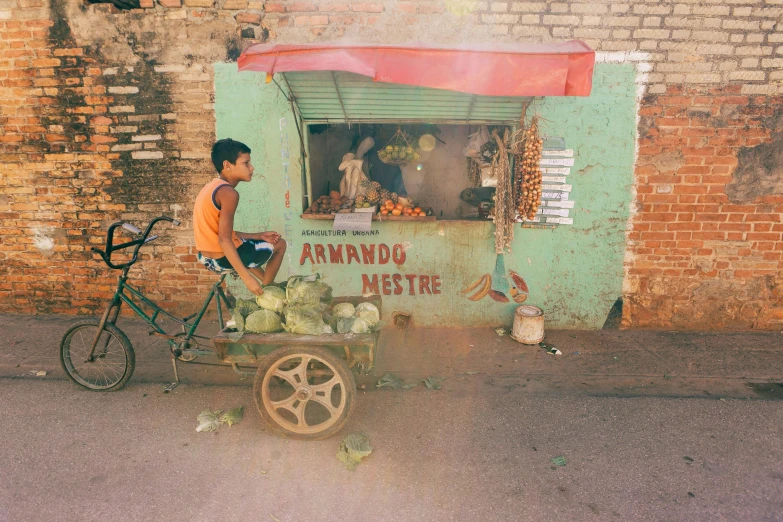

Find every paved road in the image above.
[2,377,782,521]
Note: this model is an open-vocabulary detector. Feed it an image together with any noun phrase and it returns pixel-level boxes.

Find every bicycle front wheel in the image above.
[60,320,135,391]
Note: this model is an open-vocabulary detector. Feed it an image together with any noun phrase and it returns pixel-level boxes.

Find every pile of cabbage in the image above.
[227,274,381,339]
[329,301,381,334]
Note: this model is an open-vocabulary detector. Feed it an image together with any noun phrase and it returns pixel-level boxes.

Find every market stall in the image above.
[237,43,595,233]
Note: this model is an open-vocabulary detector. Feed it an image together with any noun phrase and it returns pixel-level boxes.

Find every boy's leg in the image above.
[248,240,287,285]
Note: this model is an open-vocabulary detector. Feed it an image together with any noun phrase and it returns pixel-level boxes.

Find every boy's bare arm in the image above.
[216,186,263,295]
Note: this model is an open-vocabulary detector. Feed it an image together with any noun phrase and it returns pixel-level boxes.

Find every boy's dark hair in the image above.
[211,138,251,174]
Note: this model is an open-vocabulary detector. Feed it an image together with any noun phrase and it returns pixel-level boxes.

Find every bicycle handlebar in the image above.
[92,216,180,270]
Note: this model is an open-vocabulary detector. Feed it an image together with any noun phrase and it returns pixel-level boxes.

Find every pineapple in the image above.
[379,189,391,203]
[389,192,399,204]
[371,181,381,190]
[365,188,380,204]
[355,194,366,204]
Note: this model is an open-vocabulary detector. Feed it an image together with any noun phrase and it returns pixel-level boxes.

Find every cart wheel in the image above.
[177,353,198,362]
[254,346,356,441]
[60,320,135,391]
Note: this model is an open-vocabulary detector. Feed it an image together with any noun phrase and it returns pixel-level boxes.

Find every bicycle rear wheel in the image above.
[60,320,135,391]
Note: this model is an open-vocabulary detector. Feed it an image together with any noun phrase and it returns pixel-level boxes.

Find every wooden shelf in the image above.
[301,213,436,222]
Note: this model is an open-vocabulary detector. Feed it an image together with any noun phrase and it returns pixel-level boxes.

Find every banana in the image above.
[513,293,528,303]
[461,273,490,295]
[468,275,492,301]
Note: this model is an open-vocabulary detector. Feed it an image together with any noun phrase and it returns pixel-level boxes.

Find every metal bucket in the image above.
[510,305,544,344]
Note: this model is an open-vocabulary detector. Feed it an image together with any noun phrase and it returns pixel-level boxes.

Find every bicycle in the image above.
[59,216,233,393]
[60,216,380,439]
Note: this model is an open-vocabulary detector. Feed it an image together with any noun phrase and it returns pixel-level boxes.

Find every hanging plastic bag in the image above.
[462,125,490,159]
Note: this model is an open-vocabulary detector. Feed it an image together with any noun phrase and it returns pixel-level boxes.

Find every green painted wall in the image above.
[214,63,636,329]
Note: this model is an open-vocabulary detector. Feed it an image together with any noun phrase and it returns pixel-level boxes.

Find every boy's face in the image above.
[223,152,254,182]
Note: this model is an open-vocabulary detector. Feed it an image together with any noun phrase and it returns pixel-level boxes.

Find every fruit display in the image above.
[515,117,543,221]
[377,128,421,166]
[304,190,350,215]
[378,199,430,218]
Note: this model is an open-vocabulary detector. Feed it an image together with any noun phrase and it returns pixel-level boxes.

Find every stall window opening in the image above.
[304,123,504,221]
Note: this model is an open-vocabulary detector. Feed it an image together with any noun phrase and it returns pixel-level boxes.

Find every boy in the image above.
[193,138,286,296]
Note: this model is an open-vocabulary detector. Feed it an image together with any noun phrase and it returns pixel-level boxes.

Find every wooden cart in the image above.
[211,296,380,440]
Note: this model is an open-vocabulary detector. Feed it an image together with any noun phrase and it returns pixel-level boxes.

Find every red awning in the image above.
[238,42,595,97]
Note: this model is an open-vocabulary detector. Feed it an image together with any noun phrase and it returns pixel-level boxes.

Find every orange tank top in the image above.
[193,178,242,254]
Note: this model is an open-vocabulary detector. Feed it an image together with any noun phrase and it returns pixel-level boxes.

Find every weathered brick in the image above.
[729,70,765,81]
[691,31,730,43]
[158,0,181,6]
[634,29,670,39]
[581,16,600,25]
[519,14,538,24]
[132,134,162,141]
[693,5,730,16]
[221,0,246,9]
[110,126,138,133]
[131,151,164,159]
[490,2,508,12]
[109,105,134,113]
[482,13,517,23]
[643,16,661,27]
[108,86,139,94]
[606,16,640,27]
[550,3,568,13]
[633,5,671,15]
[350,2,383,12]
[571,3,604,14]
[735,46,770,56]
[723,19,759,31]
[732,7,752,16]
[235,12,262,23]
[111,143,142,151]
[294,15,328,25]
[153,64,187,73]
[509,2,545,12]
[761,58,783,68]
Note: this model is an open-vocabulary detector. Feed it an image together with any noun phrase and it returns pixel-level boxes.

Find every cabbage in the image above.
[350,316,370,334]
[282,306,330,335]
[256,286,286,313]
[336,317,354,334]
[286,275,332,307]
[355,302,380,327]
[245,309,283,333]
[332,302,355,318]
[233,298,259,319]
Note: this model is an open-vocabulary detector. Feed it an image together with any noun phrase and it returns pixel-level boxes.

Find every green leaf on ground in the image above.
[219,406,244,427]
[423,377,442,390]
[551,456,567,467]
[376,373,404,390]
[337,434,373,471]
[195,409,222,433]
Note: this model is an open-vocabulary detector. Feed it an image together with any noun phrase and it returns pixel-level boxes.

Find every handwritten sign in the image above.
[540,157,575,167]
[541,167,570,175]
[333,213,373,232]
[542,149,574,157]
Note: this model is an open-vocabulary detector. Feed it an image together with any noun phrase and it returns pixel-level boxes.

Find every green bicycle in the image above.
[59,216,232,393]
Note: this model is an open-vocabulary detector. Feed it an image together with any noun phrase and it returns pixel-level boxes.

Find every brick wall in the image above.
[1,0,782,328]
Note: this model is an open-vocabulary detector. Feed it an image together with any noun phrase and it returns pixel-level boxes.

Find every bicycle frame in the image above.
[87,269,232,365]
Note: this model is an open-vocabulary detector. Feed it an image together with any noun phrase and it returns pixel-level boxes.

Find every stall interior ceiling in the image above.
[307,123,509,220]
[281,72,532,125]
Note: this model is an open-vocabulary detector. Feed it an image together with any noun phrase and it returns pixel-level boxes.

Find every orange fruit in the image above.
[394,203,403,211]
[381,209,389,215]
[414,207,422,213]
[391,208,402,216]
[404,208,412,215]
[385,201,394,210]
